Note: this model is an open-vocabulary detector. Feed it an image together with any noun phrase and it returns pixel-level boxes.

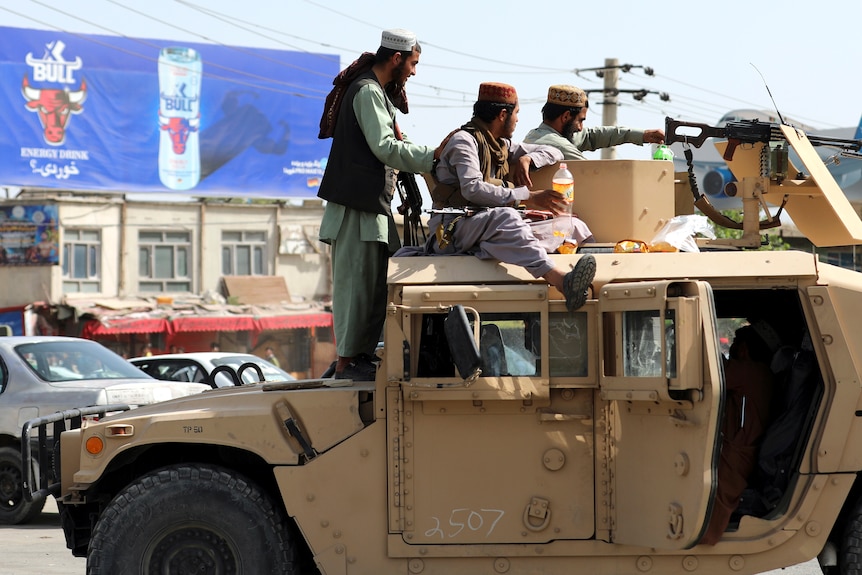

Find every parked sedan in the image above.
[129,352,297,388]
[0,336,210,525]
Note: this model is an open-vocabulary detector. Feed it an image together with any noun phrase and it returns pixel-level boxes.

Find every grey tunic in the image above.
[396,130,562,278]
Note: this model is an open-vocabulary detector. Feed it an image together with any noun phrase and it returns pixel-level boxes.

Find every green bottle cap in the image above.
[653,144,674,161]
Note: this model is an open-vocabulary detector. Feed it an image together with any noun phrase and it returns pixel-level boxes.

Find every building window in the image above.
[138,230,191,292]
[222,231,266,276]
[62,229,101,293]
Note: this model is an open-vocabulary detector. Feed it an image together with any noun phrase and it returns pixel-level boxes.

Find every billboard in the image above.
[0,26,338,197]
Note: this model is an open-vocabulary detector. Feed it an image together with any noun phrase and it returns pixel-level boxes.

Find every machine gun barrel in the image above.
[666,116,862,160]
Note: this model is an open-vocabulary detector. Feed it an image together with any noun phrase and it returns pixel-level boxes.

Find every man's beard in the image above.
[385,61,408,96]
[503,113,517,138]
[562,118,577,139]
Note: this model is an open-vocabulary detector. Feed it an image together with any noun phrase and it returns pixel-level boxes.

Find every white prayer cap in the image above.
[380,29,417,51]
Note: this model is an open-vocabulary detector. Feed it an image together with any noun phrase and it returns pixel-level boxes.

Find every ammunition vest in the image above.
[430,122,512,209]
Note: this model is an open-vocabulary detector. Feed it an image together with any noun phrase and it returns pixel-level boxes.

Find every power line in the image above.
[4,2,850,132]
[7,1,332,99]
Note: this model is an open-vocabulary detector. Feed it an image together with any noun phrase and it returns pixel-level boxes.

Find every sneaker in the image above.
[563,254,596,311]
[335,356,377,381]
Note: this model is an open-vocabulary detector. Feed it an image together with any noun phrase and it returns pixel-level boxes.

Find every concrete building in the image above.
[0,191,335,378]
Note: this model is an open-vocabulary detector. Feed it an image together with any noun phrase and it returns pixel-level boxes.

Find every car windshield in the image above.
[17,341,151,382]
[210,355,294,384]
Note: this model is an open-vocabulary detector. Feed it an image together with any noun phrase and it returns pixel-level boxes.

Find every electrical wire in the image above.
[8,0,332,99]
[3,1,851,131]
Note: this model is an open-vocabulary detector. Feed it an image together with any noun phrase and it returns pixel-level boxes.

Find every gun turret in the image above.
[665,116,862,248]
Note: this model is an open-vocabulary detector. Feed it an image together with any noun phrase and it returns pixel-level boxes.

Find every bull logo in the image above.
[21,75,87,146]
[159,113,200,154]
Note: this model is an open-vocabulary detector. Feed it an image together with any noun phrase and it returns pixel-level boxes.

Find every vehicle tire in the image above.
[0,446,46,525]
[838,495,862,575]
[87,464,300,575]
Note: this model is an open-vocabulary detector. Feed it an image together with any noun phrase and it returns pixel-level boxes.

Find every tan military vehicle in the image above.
[22,121,862,574]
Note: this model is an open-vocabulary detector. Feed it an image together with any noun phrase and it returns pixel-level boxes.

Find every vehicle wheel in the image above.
[0,446,46,525]
[87,464,300,575]
[838,495,862,574]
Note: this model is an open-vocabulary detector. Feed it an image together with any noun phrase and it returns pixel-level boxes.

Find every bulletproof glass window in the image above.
[546,311,589,378]
[619,309,677,378]
[416,312,540,378]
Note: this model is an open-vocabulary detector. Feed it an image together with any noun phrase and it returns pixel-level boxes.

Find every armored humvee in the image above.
[22,122,862,574]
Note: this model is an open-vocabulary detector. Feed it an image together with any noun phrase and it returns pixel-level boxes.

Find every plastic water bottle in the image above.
[158,47,202,190]
[551,163,575,245]
[653,144,674,161]
[552,163,574,207]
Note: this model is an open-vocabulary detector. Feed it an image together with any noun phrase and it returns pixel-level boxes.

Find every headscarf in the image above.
[318,52,409,139]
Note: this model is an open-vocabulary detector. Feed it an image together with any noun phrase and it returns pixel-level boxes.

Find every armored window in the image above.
[137,230,192,293]
[416,312,541,378]
[618,309,677,378]
[62,228,101,293]
[221,230,266,276]
[546,310,590,378]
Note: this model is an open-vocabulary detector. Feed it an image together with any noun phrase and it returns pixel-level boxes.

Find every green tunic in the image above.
[319,81,434,358]
[523,122,646,160]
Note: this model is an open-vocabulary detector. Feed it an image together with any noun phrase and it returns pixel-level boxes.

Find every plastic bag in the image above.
[525,211,593,253]
[649,215,716,253]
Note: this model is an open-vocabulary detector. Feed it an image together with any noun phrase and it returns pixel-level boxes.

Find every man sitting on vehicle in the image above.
[524,84,665,160]
[396,82,595,311]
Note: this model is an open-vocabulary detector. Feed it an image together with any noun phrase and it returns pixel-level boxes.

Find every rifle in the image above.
[396,171,426,247]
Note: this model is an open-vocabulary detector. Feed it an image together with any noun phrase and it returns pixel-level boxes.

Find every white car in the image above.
[129,352,297,388]
[0,336,209,525]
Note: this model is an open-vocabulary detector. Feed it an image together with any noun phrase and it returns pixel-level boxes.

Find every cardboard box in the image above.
[530,160,675,243]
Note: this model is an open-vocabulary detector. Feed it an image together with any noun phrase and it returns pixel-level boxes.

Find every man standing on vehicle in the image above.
[318,29,442,381]
[400,82,595,311]
[523,84,665,159]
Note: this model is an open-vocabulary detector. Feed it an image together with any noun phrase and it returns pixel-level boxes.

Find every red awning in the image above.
[82,317,169,337]
[80,311,331,338]
[169,315,257,333]
[255,312,332,331]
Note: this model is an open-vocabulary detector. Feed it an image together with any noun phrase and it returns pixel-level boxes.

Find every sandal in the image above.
[563,255,596,311]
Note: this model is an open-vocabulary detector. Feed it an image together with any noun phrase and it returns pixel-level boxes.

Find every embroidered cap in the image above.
[477,82,518,105]
[547,84,588,108]
[380,28,417,51]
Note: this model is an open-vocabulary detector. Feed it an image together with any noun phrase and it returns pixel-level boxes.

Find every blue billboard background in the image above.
[0,26,337,197]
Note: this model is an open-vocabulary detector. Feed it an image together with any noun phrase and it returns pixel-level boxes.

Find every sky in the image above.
[2,0,861,166]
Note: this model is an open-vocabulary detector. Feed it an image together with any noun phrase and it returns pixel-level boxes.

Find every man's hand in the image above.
[643,129,665,144]
[510,155,534,187]
[523,188,569,215]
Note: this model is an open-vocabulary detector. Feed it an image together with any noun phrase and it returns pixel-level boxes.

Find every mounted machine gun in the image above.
[665,117,862,248]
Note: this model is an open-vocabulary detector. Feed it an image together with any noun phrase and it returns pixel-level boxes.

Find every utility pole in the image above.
[601,58,619,160]
[576,60,669,160]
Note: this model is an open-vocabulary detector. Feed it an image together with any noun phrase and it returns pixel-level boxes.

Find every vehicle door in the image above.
[597,280,723,549]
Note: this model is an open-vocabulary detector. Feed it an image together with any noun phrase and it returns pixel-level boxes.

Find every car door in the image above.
[597,280,723,549]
